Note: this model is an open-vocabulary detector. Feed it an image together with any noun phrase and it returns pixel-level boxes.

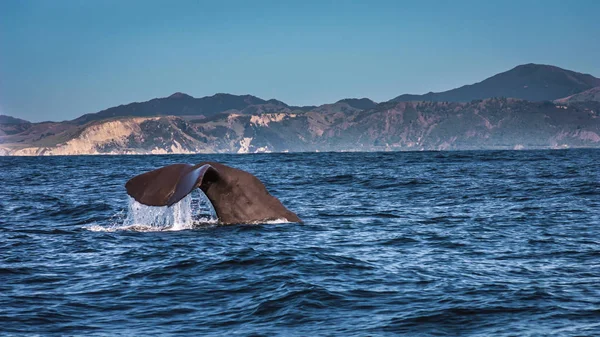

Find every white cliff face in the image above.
[577,130,600,142]
[250,113,295,127]
[237,137,253,154]
[11,118,148,155]
[254,146,271,153]
[4,113,280,156]
[0,146,11,156]
[55,118,149,155]
[148,140,196,155]
[554,130,600,143]
[10,147,44,156]
[9,118,186,156]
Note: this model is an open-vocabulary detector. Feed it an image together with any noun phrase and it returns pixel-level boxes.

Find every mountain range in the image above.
[393,63,600,102]
[1,63,599,156]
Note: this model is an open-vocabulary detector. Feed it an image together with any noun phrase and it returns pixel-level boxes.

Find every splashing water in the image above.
[88,190,218,232]
[86,188,291,232]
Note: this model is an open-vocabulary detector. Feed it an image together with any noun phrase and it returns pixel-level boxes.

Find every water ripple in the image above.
[1,149,599,335]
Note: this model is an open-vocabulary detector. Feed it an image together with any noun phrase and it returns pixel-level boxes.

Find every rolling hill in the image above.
[73,92,313,125]
[393,64,600,103]
[555,87,600,104]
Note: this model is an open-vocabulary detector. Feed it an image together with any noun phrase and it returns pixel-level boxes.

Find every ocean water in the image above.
[1,150,599,336]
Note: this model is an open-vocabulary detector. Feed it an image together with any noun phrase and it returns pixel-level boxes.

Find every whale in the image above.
[125,162,301,224]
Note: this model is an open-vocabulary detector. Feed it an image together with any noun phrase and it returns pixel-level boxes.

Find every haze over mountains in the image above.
[1,63,599,155]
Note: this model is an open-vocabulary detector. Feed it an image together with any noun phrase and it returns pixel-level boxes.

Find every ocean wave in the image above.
[3,150,600,336]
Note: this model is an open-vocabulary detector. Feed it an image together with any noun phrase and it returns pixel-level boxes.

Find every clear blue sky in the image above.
[1,0,599,122]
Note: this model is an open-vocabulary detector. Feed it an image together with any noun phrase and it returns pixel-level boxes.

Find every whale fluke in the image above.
[125,164,218,207]
[125,162,301,224]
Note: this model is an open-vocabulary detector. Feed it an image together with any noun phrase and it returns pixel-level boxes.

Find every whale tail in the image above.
[125,162,301,224]
[125,163,218,207]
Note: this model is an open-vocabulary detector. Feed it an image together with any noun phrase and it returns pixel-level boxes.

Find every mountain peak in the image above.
[0,114,30,124]
[514,63,553,69]
[510,63,573,75]
[266,99,289,106]
[393,64,600,103]
[168,92,193,99]
[336,98,377,110]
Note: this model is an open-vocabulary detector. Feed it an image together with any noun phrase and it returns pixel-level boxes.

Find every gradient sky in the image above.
[1,0,599,122]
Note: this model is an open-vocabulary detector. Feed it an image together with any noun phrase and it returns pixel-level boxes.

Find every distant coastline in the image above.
[3,145,600,157]
[2,64,599,156]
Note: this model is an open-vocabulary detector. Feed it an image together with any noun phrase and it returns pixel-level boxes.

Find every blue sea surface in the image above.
[1,150,599,336]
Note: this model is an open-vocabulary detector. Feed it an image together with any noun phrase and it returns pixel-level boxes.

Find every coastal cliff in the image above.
[2,64,600,155]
